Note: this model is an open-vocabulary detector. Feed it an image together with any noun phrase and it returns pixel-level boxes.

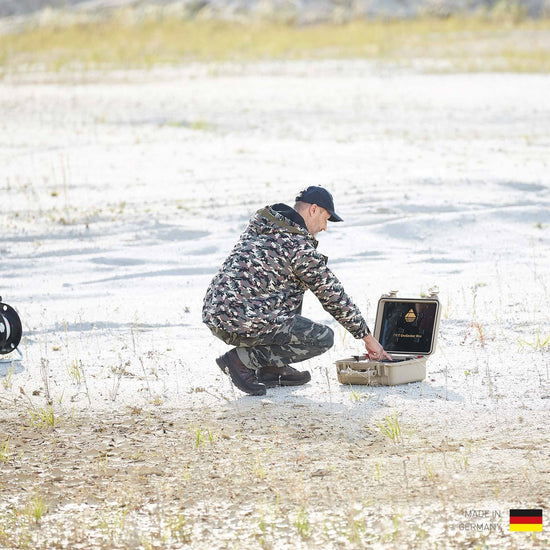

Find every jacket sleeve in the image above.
[290,246,370,339]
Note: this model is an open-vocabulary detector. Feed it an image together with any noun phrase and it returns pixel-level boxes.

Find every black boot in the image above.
[216,349,266,396]
[257,365,311,388]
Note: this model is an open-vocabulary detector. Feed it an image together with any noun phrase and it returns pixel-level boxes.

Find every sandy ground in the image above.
[1,60,549,548]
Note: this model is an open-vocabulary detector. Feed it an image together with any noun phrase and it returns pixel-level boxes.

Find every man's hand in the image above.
[362,333,392,361]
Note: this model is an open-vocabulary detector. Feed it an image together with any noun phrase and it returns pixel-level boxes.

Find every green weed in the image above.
[391,514,401,541]
[373,459,383,482]
[443,296,453,319]
[0,437,10,463]
[66,359,82,385]
[347,513,366,545]
[253,453,266,480]
[28,405,56,428]
[454,444,472,471]
[26,493,48,524]
[191,425,217,449]
[98,505,128,543]
[377,411,404,445]
[257,503,276,548]
[518,329,550,351]
[349,385,367,402]
[1,364,15,390]
[425,460,435,481]
[294,506,311,539]
[95,451,109,475]
[167,514,192,544]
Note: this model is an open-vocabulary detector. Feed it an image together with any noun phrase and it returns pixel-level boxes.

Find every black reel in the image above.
[0,297,22,355]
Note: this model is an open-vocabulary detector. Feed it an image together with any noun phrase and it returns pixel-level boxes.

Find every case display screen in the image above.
[378,300,439,354]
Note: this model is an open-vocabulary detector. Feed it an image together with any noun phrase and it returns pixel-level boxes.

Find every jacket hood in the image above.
[250,204,318,246]
[271,203,308,230]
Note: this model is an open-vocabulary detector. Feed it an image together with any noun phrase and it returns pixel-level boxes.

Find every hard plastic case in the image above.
[335,289,441,386]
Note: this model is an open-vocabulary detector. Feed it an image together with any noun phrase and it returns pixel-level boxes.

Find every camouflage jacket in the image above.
[202,204,370,339]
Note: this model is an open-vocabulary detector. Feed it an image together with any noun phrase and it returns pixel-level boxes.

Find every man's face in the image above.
[307,205,331,236]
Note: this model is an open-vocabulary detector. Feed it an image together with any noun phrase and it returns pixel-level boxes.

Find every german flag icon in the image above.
[509,509,543,532]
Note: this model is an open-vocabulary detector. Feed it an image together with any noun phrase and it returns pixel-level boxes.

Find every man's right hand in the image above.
[362,333,392,361]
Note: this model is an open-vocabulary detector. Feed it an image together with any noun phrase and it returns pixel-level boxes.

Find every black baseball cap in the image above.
[295,186,343,222]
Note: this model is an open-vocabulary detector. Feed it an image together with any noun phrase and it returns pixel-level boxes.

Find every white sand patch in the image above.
[1,61,549,420]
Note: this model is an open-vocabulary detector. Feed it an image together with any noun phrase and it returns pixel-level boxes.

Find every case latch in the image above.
[428,286,439,298]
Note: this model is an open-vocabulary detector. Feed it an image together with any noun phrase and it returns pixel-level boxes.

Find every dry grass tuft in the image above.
[1,16,550,74]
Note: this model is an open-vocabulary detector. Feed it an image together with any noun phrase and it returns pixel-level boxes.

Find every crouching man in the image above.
[202,186,391,396]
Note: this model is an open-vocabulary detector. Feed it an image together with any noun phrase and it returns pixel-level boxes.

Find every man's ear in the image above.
[309,203,318,216]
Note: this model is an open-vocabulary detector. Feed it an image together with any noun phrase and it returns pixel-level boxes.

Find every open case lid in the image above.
[373,290,441,357]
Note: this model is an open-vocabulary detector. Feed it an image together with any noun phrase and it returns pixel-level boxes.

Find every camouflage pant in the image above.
[209,315,334,370]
